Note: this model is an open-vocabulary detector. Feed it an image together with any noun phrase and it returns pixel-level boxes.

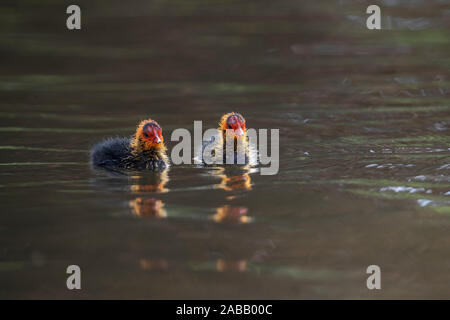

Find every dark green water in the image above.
[0,0,449,299]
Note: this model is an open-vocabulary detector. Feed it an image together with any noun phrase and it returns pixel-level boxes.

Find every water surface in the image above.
[1,0,449,299]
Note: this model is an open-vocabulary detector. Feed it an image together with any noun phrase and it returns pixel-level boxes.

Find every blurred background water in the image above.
[0,0,449,299]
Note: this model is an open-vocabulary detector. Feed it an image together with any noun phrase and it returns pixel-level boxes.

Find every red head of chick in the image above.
[219,112,246,138]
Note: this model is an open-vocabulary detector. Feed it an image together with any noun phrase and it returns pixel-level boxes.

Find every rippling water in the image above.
[1,0,449,299]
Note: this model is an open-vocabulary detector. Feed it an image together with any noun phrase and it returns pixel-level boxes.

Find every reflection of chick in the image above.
[130,170,169,193]
[129,197,167,218]
[90,119,168,171]
[215,170,252,191]
[216,259,247,272]
[211,205,253,223]
[140,258,169,271]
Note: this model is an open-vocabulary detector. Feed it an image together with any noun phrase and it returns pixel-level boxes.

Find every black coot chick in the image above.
[90,119,168,171]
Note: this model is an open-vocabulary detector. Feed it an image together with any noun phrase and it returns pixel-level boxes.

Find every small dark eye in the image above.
[228,125,232,129]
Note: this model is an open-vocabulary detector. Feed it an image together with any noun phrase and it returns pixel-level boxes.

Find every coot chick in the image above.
[90,119,168,171]
[202,112,249,165]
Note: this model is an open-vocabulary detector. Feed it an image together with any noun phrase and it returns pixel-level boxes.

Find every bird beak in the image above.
[154,130,162,144]
[235,127,244,136]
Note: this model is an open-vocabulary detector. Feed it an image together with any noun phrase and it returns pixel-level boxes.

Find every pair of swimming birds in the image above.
[91,112,248,171]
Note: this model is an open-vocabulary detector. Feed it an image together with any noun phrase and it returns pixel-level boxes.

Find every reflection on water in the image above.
[140,259,169,271]
[216,259,247,272]
[212,167,254,191]
[139,258,248,272]
[129,170,169,218]
[130,198,167,218]
[129,170,169,193]
[1,0,450,299]
[210,166,254,223]
[211,205,252,224]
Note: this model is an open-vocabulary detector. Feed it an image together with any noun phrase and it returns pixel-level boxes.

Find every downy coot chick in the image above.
[90,119,168,171]
[201,112,250,165]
